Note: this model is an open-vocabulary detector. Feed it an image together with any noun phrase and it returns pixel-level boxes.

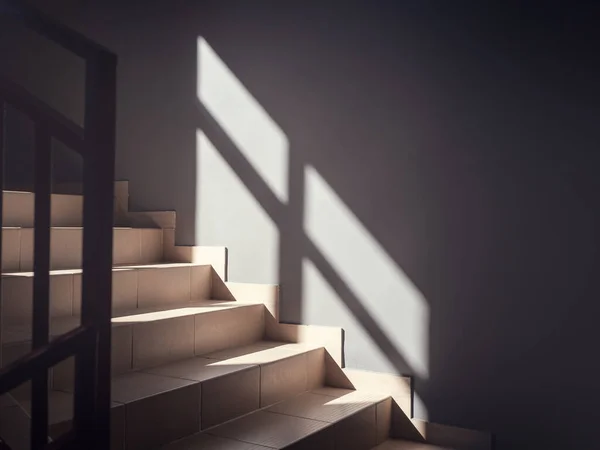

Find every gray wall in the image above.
[7,1,600,449]
[0,16,84,188]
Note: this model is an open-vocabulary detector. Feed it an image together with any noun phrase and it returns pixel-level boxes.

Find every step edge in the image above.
[2,301,265,344]
[1,261,214,277]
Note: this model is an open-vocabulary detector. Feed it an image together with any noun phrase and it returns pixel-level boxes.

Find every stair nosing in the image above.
[1,261,212,278]
[1,300,264,344]
[1,226,162,230]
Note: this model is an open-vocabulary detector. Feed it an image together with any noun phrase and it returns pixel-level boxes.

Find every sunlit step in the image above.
[2,300,266,394]
[14,341,325,450]
[2,226,163,272]
[1,263,214,326]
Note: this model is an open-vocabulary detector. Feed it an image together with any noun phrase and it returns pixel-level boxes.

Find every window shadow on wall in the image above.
[191,4,600,449]
[195,37,431,420]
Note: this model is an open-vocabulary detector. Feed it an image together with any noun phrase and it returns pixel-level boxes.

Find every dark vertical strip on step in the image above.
[31,124,52,450]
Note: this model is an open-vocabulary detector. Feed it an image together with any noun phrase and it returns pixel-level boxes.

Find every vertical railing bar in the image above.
[74,51,116,450]
[31,124,52,450]
[0,100,5,370]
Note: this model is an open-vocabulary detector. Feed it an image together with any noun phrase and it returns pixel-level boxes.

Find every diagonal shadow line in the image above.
[195,99,415,383]
[195,99,287,220]
[302,235,414,377]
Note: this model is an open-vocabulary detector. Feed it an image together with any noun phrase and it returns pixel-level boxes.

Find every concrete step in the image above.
[2,300,266,395]
[1,263,213,327]
[2,191,83,228]
[2,227,163,272]
[14,341,325,450]
[166,388,392,450]
[371,440,453,450]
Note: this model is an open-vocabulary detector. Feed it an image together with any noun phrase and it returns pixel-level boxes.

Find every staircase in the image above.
[0,183,492,450]
[0,2,492,449]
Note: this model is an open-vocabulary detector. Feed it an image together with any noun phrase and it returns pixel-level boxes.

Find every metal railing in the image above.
[0,1,117,449]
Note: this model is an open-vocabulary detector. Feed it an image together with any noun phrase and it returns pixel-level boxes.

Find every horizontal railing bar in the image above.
[0,326,95,396]
[1,0,116,60]
[0,76,85,153]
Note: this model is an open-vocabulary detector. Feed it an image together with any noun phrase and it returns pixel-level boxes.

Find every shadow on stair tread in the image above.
[0,394,31,450]
[8,340,327,450]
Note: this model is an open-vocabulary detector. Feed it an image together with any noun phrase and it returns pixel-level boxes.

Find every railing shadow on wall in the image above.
[0,1,117,449]
[195,36,431,419]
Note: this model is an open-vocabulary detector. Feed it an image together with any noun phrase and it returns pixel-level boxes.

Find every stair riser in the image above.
[0,265,212,326]
[48,349,325,450]
[2,192,83,228]
[1,228,163,272]
[49,305,266,392]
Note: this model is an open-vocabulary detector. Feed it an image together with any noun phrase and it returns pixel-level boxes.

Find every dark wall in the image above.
[10,1,600,449]
[0,17,84,187]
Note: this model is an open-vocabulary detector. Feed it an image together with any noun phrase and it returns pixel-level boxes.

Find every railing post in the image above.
[0,100,4,370]
[31,123,52,450]
[74,50,117,450]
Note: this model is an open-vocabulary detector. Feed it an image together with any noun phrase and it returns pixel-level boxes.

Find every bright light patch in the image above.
[197,37,289,203]
[304,166,429,378]
[196,130,279,284]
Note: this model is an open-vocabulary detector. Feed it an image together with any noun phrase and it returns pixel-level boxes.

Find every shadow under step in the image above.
[13,341,326,450]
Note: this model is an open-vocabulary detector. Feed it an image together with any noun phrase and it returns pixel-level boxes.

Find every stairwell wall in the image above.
[4,2,600,449]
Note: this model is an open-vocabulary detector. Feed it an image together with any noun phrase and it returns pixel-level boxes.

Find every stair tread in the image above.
[201,341,321,365]
[2,190,80,197]
[210,411,330,449]
[0,394,31,450]
[173,388,388,449]
[2,300,261,344]
[1,262,210,278]
[371,440,454,450]
[147,341,319,382]
[1,226,158,230]
[16,390,123,426]
[13,341,324,424]
[164,434,271,450]
[267,388,388,423]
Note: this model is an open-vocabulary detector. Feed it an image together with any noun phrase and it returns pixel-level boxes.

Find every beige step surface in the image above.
[2,300,266,393]
[2,191,83,228]
[169,388,391,450]
[2,227,163,272]
[13,341,325,450]
[1,263,214,326]
[371,440,453,450]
